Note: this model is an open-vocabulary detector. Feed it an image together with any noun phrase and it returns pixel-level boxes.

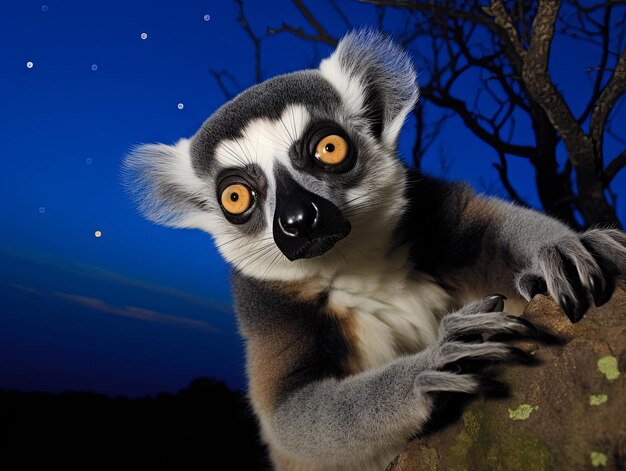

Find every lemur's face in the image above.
[124,31,418,281]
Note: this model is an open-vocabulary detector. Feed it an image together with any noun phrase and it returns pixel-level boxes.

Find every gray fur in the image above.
[265,296,516,468]
[190,71,341,177]
[324,29,418,143]
[122,141,214,228]
[581,228,626,272]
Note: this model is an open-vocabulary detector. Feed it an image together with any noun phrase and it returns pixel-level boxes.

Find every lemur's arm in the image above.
[234,277,533,466]
[404,173,626,322]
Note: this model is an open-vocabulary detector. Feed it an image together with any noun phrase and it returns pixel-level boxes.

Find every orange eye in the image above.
[220,183,253,215]
[314,134,349,166]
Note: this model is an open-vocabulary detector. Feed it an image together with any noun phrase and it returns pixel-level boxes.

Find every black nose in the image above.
[272,167,350,261]
[278,201,319,237]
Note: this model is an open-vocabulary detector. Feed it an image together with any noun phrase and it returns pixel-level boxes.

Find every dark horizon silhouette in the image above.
[1,376,268,470]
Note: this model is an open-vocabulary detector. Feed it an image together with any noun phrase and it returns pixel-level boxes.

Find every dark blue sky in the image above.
[2,1,624,397]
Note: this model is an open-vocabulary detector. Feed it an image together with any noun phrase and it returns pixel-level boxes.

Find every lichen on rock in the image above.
[597,355,620,381]
[508,404,539,420]
[589,394,608,406]
[387,284,626,471]
[590,451,608,467]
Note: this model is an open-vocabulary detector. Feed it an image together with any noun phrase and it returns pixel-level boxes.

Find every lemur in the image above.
[123,30,626,470]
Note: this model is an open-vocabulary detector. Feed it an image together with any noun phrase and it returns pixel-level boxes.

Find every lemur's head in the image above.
[123,30,418,281]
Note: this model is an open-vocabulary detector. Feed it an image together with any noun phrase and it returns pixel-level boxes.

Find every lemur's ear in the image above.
[319,29,418,146]
[122,139,211,229]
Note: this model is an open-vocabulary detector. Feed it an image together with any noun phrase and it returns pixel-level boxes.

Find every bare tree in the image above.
[215,0,626,228]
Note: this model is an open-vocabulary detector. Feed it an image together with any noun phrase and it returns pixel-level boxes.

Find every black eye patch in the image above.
[217,175,257,224]
[215,164,267,233]
[295,121,356,174]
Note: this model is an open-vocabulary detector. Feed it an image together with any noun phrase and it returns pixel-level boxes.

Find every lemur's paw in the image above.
[413,370,509,396]
[515,229,626,323]
[439,295,536,341]
[434,340,533,368]
[414,370,480,394]
[412,297,537,398]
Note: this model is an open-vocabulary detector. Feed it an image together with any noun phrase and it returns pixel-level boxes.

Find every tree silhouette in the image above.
[1,378,268,470]
[219,0,626,229]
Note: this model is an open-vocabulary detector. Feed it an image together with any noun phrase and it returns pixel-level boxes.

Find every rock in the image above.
[388,284,626,470]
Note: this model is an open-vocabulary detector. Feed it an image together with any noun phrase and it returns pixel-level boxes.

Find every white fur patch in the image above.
[319,55,365,117]
[205,105,313,271]
[123,138,213,230]
[318,30,419,148]
[214,104,310,179]
[327,247,451,368]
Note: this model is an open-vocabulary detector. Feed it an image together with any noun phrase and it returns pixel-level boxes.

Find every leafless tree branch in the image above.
[234,0,263,83]
[590,46,626,161]
[483,0,527,59]
[423,86,537,159]
[267,0,338,46]
[575,3,613,124]
[328,0,352,29]
[492,151,531,207]
[223,0,625,227]
[209,69,240,100]
[605,147,626,184]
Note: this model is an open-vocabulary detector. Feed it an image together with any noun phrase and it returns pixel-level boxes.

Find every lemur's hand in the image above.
[413,295,536,395]
[515,229,626,323]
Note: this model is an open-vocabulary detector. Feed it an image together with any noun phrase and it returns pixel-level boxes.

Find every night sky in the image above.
[2,1,624,397]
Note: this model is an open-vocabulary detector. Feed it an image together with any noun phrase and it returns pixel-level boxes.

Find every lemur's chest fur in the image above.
[332,275,451,371]
[298,248,453,371]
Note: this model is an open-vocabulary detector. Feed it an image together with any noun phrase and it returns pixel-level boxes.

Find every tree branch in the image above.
[483,0,527,59]
[268,0,338,46]
[590,46,626,162]
[604,147,626,184]
[411,105,451,169]
[520,0,591,166]
[357,0,493,27]
[576,2,613,125]
[234,0,262,83]
[209,69,240,100]
[423,87,537,159]
[492,151,531,207]
[327,0,352,29]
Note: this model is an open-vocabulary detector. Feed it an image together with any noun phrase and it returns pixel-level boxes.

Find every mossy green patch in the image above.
[508,404,539,420]
[486,435,552,471]
[416,445,438,471]
[448,409,483,469]
[590,451,607,467]
[597,356,620,380]
[589,394,608,406]
[445,404,552,471]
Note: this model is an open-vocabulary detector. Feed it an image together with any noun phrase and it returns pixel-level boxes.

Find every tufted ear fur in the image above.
[122,139,212,229]
[319,30,418,147]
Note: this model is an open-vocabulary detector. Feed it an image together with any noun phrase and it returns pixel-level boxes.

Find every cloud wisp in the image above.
[9,283,219,333]
[53,292,220,333]
[3,249,232,314]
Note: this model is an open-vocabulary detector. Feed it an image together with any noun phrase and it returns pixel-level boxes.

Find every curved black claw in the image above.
[588,274,607,308]
[488,316,540,342]
[559,294,584,323]
[483,293,507,312]
[558,251,590,323]
[506,315,538,334]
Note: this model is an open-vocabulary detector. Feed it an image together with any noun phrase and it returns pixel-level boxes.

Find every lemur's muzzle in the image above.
[273,172,351,261]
